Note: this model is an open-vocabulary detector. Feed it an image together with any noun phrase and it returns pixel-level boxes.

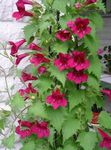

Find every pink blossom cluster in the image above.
[16,120,50,139]
[54,51,90,84]
[74,0,97,9]
[12,0,33,20]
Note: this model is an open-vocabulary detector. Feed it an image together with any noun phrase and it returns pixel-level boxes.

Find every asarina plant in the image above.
[1,0,111,150]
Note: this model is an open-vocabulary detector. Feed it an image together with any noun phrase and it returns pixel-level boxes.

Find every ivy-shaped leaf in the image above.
[99,111,111,129]
[77,131,98,150]
[52,42,69,54]
[21,141,35,150]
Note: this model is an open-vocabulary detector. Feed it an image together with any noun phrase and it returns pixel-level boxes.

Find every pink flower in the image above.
[28,43,42,51]
[67,18,91,39]
[68,51,90,71]
[31,121,50,138]
[55,30,71,42]
[21,72,37,82]
[19,83,37,99]
[15,53,29,65]
[12,0,33,20]
[85,0,97,5]
[101,89,111,100]
[97,49,103,56]
[54,53,71,71]
[98,128,111,150]
[30,53,50,67]
[9,39,26,56]
[38,66,47,74]
[75,2,81,9]
[16,120,33,139]
[46,88,67,109]
[67,70,88,84]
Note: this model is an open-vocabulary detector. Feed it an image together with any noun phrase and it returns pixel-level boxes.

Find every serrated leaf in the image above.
[88,55,102,78]
[0,119,5,129]
[97,0,106,13]
[62,117,81,142]
[64,140,77,150]
[3,133,15,149]
[21,141,35,150]
[87,75,100,90]
[11,93,25,110]
[68,89,85,111]
[24,24,37,43]
[36,76,52,94]
[53,42,69,54]
[48,64,67,86]
[78,131,97,150]
[84,35,100,54]
[99,111,111,129]
[46,107,66,131]
[28,102,47,119]
[89,12,103,30]
[48,128,55,146]
[52,0,67,13]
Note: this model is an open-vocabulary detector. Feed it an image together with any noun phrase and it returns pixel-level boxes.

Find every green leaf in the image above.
[87,75,100,90]
[64,140,77,150]
[48,64,67,86]
[48,128,55,146]
[46,107,67,131]
[62,117,81,142]
[88,55,102,78]
[78,131,97,150]
[99,111,111,129]
[53,42,69,54]
[68,89,85,111]
[52,0,68,13]
[0,119,5,129]
[11,93,25,110]
[24,24,36,43]
[84,35,100,54]
[97,0,106,13]
[28,102,47,119]
[89,12,103,30]
[3,133,15,149]
[36,75,52,94]
[21,141,35,150]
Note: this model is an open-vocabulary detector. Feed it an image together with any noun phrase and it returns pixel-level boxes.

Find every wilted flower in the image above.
[15,53,29,65]
[85,0,97,5]
[38,66,47,74]
[101,89,111,100]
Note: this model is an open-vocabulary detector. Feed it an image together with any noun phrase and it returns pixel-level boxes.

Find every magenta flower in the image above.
[19,83,37,99]
[54,53,71,71]
[55,30,71,42]
[12,0,33,20]
[68,51,90,71]
[9,39,26,56]
[31,121,50,139]
[67,18,91,39]
[46,88,67,109]
[28,43,42,51]
[30,53,50,67]
[38,66,47,74]
[101,89,111,100]
[97,49,103,56]
[98,128,111,150]
[16,120,33,139]
[67,70,88,84]
[85,0,97,5]
[15,53,29,65]
[21,72,37,82]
